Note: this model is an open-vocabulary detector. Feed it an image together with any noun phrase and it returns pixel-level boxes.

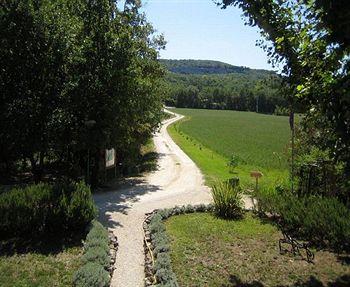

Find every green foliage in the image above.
[220,0,350,198]
[163,60,286,114]
[72,262,110,287]
[255,188,350,251]
[212,181,244,219]
[0,0,165,185]
[73,220,110,287]
[81,247,109,269]
[161,59,256,75]
[274,105,289,116]
[0,181,96,239]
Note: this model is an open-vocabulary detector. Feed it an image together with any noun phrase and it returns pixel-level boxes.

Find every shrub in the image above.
[84,238,109,254]
[86,220,109,242]
[73,220,111,287]
[0,181,96,239]
[81,246,110,269]
[72,262,110,287]
[211,181,244,219]
[255,187,350,251]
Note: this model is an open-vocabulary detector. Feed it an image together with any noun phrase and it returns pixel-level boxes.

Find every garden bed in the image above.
[144,206,350,287]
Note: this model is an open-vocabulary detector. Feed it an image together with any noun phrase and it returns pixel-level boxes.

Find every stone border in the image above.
[108,230,119,276]
[143,204,214,287]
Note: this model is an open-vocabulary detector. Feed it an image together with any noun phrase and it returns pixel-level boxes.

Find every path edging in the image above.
[143,204,214,287]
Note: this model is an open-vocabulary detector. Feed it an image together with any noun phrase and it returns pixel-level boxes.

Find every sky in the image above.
[141,0,273,70]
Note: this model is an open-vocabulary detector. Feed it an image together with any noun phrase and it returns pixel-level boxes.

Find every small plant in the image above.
[73,262,110,287]
[227,154,240,174]
[211,181,244,219]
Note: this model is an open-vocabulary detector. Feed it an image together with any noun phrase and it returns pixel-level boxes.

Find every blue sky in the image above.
[141,0,273,70]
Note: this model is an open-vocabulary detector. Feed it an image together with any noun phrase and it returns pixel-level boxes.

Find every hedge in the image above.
[73,220,111,287]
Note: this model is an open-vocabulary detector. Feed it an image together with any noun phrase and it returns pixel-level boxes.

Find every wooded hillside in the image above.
[162,59,288,114]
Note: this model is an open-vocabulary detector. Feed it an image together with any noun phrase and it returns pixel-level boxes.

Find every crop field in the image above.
[168,108,292,186]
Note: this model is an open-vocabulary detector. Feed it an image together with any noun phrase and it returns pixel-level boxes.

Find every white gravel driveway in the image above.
[94,112,212,287]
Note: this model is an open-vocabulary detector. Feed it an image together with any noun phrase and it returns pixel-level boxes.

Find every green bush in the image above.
[0,181,96,239]
[81,246,110,269]
[84,238,109,254]
[255,187,350,251]
[86,220,109,242]
[72,262,110,287]
[211,181,244,219]
[73,220,111,287]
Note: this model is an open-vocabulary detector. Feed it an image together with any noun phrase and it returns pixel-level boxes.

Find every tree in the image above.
[0,0,165,185]
[218,0,350,197]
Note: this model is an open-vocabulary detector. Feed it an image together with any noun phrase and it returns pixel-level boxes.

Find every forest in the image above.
[162,59,290,114]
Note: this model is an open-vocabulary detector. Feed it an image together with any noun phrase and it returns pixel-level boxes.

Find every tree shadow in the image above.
[337,254,350,265]
[0,233,83,257]
[93,176,162,230]
[221,275,350,287]
[139,151,159,173]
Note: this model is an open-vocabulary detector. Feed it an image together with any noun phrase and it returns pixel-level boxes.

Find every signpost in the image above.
[250,170,263,192]
[105,148,116,169]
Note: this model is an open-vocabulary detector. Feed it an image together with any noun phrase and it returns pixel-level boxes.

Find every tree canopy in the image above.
[219,0,350,196]
[0,0,165,185]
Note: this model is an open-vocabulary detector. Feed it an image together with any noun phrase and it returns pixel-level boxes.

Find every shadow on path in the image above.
[93,177,161,230]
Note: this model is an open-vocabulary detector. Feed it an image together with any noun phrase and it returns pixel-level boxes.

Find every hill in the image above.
[160,59,272,75]
[161,59,287,114]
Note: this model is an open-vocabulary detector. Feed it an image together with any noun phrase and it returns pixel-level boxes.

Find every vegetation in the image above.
[161,59,266,74]
[0,244,82,287]
[73,220,110,287]
[0,181,96,239]
[163,59,288,114]
[211,181,244,219]
[219,0,350,202]
[0,0,165,186]
[168,108,290,186]
[255,187,350,251]
[146,205,213,287]
[165,212,350,287]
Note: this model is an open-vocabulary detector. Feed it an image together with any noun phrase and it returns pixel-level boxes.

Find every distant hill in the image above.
[160,59,272,75]
[162,59,286,114]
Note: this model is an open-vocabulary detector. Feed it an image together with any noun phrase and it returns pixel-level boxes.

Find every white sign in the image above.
[105,148,116,168]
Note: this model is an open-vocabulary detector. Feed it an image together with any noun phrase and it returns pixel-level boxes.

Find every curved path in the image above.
[94,111,212,287]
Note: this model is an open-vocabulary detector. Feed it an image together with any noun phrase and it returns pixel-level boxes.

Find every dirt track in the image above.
[94,111,212,287]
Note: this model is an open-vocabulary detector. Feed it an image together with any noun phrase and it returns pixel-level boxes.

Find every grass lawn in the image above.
[168,108,290,187]
[165,212,350,287]
[0,240,83,287]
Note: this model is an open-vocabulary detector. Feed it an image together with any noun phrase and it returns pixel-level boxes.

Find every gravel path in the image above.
[94,112,212,287]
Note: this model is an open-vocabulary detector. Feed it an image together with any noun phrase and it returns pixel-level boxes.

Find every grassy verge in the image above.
[165,212,350,287]
[0,241,82,287]
[168,116,288,188]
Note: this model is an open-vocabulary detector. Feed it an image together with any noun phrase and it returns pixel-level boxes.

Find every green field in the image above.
[168,108,291,187]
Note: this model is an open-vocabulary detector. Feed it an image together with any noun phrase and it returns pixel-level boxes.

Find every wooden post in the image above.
[250,171,263,192]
